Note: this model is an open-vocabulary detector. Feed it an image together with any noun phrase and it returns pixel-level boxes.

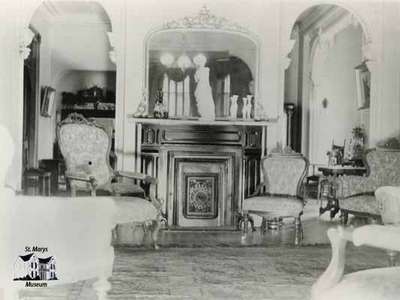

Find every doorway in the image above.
[22,31,41,176]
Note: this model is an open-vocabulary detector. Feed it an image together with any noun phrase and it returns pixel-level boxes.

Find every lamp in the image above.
[177,54,193,70]
[160,53,174,67]
[159,33,194,71]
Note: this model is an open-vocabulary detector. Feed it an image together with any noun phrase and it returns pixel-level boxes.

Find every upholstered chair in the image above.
[0,124,161,300]
[311,225,400,300]
[241,148,309,245]
[336,149,400,224]
[58,113,157,199]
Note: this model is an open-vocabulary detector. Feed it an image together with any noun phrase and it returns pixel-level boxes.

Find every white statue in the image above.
[242,95,252,119]
[194,54,215,120]
[230,95,238,119]
[133,89,148,117]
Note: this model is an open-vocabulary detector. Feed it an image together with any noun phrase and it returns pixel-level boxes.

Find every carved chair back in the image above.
[58,113,113,190]
[261,153,308,197]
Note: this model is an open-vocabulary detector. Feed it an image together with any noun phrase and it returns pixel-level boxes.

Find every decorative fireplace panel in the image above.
[167,150,238,228]
[184,174,218,219]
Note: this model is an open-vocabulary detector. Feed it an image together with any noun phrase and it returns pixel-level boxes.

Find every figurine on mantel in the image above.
[229,95,238,119]
[133,89,148,117]
[242,95,253,119]
[194,54,215,120]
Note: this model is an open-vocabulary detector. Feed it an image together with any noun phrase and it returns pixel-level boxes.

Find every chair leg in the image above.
[93,255,113,300]
[340,211,349,225]
[387,250,398,267]
[294,216,303,246]
[242,213,249,234]
[93,275,111,300]
[151,219,160,250]
[248,215,256,232]
[71,185,77,197]
[260,217,267,234]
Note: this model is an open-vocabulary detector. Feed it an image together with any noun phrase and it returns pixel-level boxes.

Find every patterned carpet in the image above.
[19,244,388,300]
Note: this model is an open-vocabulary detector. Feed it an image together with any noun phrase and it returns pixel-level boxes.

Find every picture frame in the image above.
[40,86,56,117]
[355,61,370,110]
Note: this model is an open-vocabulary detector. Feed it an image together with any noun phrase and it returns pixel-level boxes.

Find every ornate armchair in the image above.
[241,148,309,245]
[311,225,400,300]
[58,113,156,199]
[336,149,400,223]
[0,124,161,300]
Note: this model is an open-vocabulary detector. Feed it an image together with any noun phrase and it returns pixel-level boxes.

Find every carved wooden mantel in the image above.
[130,117,272,229]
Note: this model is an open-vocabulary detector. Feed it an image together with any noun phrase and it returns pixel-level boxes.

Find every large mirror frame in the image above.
[142,6,261,120]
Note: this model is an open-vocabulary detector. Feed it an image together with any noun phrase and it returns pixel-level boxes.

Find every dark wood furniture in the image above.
[318,166,366,177]
[39,159,61,195]
[23,168,51,196]
[134,119,268,229]
[318,165,367,218]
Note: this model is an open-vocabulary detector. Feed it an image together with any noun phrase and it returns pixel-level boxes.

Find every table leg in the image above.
[318,177,340,218]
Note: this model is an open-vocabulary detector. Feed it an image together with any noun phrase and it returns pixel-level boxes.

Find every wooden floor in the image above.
[115,217,338,249]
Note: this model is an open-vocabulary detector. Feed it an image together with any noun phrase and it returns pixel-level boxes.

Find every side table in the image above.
[39,159,60,195]
[23,168,51,196]
[318,166,366,218]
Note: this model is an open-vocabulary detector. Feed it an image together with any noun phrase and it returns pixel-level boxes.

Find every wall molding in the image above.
[20,28,35,60]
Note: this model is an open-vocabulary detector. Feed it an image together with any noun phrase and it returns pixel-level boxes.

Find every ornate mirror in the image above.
[144,6,259,120]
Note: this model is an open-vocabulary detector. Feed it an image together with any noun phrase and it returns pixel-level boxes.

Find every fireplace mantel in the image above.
[131,117,269,229]
[128,116,276,127]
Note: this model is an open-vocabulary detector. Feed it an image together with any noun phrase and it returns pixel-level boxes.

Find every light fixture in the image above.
[160,53,174,67]
[177,54,193,71]
[159,33,195,71]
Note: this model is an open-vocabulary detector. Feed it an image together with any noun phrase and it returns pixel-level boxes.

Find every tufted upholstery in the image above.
[336,149,400,219]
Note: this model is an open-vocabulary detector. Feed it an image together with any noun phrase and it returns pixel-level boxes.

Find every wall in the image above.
[2,0,400,189]
[30,9,54,160]
[29,3,114,161]
[121,0,281,171]
[310,25,363,164]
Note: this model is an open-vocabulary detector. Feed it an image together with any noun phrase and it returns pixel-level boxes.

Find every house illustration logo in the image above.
[13,251,57,283]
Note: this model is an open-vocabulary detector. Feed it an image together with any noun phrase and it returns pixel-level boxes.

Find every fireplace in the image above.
[164,147,240,228]
[134,119,267,229]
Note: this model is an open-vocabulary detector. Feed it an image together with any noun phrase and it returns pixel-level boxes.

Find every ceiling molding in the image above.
[36,1,111,27]
[298,6,351,37]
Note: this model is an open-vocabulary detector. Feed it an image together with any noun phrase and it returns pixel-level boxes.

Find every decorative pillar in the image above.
[284,103,295,148]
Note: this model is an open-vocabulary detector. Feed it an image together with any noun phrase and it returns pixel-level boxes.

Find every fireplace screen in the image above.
[184,174,218,219]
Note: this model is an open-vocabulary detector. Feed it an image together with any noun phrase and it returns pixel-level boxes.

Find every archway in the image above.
[21,0,117,194]
[283,4,371,167]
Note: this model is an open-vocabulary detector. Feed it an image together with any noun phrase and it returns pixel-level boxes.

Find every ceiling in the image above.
[35,1,111,25]
[30,1,114,74]
[295,5,351,35]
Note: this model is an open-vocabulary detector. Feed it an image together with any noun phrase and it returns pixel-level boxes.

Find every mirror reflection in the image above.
[147,30,257,119]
